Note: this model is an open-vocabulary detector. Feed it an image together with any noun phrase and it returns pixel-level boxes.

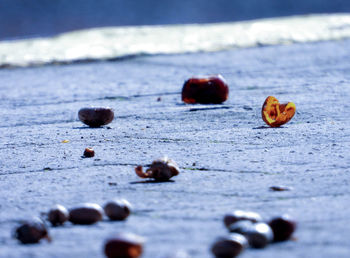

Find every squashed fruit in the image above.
[262,96,295,127]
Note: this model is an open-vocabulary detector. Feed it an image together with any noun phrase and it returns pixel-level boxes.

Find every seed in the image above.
[15,217,50,244]
[83,147,95,158]
[269,215,296,242]
[211,233,247,258]
[78,107,114,127]
[69,203,104,225]
[224,210,262,228]
[48,204,69,226]
[104,199,132,221]
[104,233,144,258]
[135,157,180,181]
[182,75,229,104]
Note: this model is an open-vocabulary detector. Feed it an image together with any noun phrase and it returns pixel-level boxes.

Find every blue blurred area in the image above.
[0,0,350,40]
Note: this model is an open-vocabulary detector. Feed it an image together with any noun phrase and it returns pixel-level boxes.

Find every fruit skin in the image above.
[224,210,262,229]
[261,96,296,127]
[78,107,114,127]
[104,199,132,221]
[211,233,248,258]
[181,75,229,104]
[69,203,104,225]
[104,233,144,258]
[48,204,69,226]
[15,217,49,244]
[269,215,297,242]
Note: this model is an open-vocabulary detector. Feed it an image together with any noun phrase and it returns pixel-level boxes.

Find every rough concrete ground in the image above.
[0,39,350,258]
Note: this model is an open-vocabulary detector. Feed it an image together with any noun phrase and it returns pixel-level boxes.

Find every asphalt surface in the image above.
[0,39,350,257]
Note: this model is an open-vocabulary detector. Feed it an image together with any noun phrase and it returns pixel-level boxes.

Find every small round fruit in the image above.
[48,204,69,226]
[83,147,95,158]
[182,75,229,104]
[78,107,114,127]
[104,199,132,221]
[15,217,49,244]
[69,203,103,225]
[269,215,296,242]
[211,233,248,258]
[245,223,273,249]
[104,233,144,258]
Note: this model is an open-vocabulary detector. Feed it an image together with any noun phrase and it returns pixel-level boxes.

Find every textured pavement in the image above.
[0,39,350,257]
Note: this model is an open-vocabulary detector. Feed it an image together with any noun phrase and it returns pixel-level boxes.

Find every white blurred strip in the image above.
[1,13,350,67]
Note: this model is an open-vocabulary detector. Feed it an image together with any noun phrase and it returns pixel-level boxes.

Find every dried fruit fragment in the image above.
[269,215,297,242]
[211,233,248,258]
[48,204,69,226]
[182,75,229,104]
[104,199,132,221]
[224,210,262,229]
[15,217,50,244]
[104,233,144,258]
[269,185,292,192]
[135,157,180,181]
[261,96,296,127]
[69,203,103,225]
[78,107,114,127]
[83,147,95,158]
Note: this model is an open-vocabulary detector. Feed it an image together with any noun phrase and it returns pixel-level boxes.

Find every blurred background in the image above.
[1,0,350,40]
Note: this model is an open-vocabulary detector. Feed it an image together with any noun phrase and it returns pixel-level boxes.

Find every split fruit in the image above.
[261,96,295,127]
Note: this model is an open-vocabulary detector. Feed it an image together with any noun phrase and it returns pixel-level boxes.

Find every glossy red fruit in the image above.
[69,203,103,225]
[104,199,132,221]
[48,204,69,226]
[211,233,248,258]
[245,223,273,249]
[104,233,144,258]
[229,221,273,249]
[15,217,50,244]
[78,107,114,127]
[83,147,95,158]
[181,75,229,104]
[269,215,297,242]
